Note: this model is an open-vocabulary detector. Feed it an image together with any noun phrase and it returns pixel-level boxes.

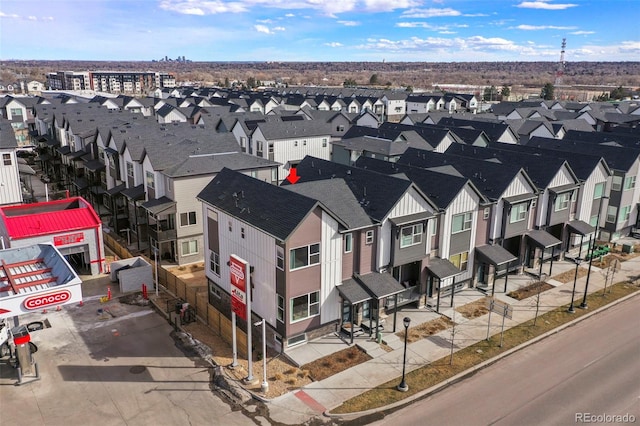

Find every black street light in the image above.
[568,257,582,314]
[397,317,411,392]
[581,195,609,309]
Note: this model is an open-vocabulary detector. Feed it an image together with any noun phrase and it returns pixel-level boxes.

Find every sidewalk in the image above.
[266,244,640,424]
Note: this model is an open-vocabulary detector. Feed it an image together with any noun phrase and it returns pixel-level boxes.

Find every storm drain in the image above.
[129,365,147,374]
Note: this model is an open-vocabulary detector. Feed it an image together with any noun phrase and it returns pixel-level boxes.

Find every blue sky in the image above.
[1,0,638,61]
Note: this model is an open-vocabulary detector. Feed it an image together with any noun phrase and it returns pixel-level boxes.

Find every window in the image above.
[554,193,571,211]
[180,211,197,227]
[290,243,320,270]
[322,138,327,148]
[611,176,623,191]
[624,176,636,191]
[181,240,198,256]
[449,251,469,271]
[619,205,631,223]
[344,233,353,253]
[431,219,437,234]
[531,199,537,208]
[268,143,274,154]
[606,206,617,223]
[451,212,472,233]
[277,295,285,323]
[145,171,155,189]
[209,250,220,276]
[10,108,22,117]
[240,136,247,148]
[271,168,278,183]
[483,207,490,220]
[294,141,298,147]
[241,227,245,238]
[228,221,232,232]
[589,215,598,227]
[303,140,307,146]
[510,203,527,223]
[2,153,11,166]
[257,141,264,153]
[593,182,605,199]
[126,161,134,178]
[290,291,320,322]
[276,246,284,270]
[400,223,423,248]
[365,230,374,245]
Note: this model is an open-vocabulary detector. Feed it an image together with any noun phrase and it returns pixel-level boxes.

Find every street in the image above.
[375,296,640,426]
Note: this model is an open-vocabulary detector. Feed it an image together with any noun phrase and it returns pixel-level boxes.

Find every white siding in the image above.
[209,208,278,326]
[549,164,576,188]
[0,150,22,205]
[388,187,434,219]
[271,135,332,178]
[577,162,609,222]
[440,185,479,260]
[320,211,341,322]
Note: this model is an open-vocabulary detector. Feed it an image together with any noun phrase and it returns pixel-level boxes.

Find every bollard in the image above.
[107,286,112,301]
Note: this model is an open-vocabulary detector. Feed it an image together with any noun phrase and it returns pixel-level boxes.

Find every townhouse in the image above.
[527,137,640,241]
[0,118,23,206]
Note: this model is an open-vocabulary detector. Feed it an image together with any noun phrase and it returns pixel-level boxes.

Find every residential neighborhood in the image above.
[1,86,639,350]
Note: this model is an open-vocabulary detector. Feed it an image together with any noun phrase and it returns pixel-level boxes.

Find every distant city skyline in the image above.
[1,0,638,62]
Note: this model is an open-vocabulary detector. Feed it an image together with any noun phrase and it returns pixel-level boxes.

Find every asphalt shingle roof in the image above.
[198,168,322,242]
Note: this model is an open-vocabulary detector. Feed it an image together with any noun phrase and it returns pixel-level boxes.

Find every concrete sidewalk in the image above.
[266,246,640,425]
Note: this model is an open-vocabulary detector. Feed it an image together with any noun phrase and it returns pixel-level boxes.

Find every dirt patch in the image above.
[301,346,372,382]
[551,267,589,284]
[455,298,490,320]
[508,281,555,301]
[396,317,455,343]
[181,321,314,398]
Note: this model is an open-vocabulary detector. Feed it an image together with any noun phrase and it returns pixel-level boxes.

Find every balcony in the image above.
[148,226,177,243]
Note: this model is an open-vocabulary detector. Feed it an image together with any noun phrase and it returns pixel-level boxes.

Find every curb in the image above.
[325,288,640,421]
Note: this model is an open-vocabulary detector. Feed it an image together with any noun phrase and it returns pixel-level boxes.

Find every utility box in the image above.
[110,257,153,293]
[622,244,634,254]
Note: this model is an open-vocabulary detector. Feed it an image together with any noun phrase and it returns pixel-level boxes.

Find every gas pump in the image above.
[0,322,40,385]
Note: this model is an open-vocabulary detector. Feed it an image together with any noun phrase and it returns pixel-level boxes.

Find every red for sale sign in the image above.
[229,255,247,320]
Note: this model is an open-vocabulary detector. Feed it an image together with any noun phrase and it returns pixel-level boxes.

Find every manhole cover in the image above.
[129,366,147,374]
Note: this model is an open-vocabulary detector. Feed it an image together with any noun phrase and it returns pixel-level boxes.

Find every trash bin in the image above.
[175,302,183,314]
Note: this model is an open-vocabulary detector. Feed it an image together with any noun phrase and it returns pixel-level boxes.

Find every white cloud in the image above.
[0,11,20,19]
[516,1,577,10]
[357,35,520,53]
[337,20,360,26]
[325,42,343,47]
[159,1,248,15]
[619,41,640,53]
[254,24,285,34]
[42,16,54,21]
[285,13,294,17]
[363,0,421,12]
[254,24,272,34]
[28,16,37,21]
[401,7,461,18]
[570,30,595,35]
[515,24,577,30]
[396,22,433,29]
[256,19,273,23]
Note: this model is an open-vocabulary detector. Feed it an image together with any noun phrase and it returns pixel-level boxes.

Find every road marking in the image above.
[583,354,606,369]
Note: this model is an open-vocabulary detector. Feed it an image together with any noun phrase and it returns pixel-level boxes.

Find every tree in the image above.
[246,76,257,89]
[369,74,379,85]
[224,77,230,88]
[540,83,555,100]
[500,85,511,100]
[483,85,498,101]
[405,85,414,93]
[609,85,627,100]
[343,78,357,87]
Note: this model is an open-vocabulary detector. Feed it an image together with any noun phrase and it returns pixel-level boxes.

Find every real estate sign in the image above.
[229,255,248,320]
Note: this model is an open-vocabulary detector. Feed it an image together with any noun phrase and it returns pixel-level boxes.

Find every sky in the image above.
[0,0,638,62]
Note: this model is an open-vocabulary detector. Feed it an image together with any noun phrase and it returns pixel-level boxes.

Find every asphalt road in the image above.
[375,296,640,426]
[0,276,258,426]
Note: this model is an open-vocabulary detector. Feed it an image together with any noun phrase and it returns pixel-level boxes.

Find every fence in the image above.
[102,231,249,357]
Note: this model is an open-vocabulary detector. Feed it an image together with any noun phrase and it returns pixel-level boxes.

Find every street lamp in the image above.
[567,257,582,314]
[581,195,609,309]
[397,317,411,392]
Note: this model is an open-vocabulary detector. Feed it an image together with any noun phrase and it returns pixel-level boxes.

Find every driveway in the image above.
[0,275,256,426]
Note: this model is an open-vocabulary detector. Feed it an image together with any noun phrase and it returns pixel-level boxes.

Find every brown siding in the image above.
[476,206,489,246]
[285,207,323,337]
[358,227,377,273]
[341,233,355,280]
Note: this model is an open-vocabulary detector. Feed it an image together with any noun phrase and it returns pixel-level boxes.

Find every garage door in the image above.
[57,245,87,256]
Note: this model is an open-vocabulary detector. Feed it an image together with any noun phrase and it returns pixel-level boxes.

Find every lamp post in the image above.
[397,317,411,392]
[254,319,268,393]
[581,195,609,309]
[567,257,582,313]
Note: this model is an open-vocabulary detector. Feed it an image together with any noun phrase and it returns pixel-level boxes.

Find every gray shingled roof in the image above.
[163,152,278,178]
[285,179,375,230]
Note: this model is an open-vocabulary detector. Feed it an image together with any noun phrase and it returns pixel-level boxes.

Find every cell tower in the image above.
[555,38,566,86]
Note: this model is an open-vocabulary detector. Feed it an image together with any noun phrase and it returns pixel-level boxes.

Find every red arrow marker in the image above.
[0,308,11,315]
[286,168,300,184]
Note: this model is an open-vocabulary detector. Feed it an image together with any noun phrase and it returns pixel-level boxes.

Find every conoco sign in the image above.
[53,232,84,246]
[24,290,72,310]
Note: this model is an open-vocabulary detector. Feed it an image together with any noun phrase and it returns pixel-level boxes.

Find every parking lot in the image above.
[0,275,255,426]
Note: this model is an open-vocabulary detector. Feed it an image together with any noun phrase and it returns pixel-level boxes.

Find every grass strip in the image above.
[331,281,639,414]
